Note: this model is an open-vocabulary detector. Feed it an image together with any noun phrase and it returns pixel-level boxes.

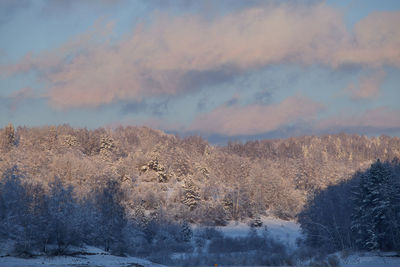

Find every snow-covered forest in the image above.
[0,124,400,266]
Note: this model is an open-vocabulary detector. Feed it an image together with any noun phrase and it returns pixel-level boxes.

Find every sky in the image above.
[0,0,399,143]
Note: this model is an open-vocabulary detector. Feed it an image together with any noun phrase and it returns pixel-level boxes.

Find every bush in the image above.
[327,255,340,267]
[195,227,223,240]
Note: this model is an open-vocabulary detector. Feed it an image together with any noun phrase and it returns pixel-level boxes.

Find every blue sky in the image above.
[1,0,399,142]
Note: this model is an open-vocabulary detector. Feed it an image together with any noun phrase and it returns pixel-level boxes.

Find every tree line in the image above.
[298,159,400,252]
[0,166,194,259]
[1,123,399,224]
[0,166,295,266]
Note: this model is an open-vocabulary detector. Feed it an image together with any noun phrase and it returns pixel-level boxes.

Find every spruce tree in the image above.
[351,172,371,249]
[1,123,15,151]
[351,160,392,250]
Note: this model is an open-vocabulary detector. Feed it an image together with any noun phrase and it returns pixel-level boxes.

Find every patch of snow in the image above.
[0,239,15,256]
[261,216,301,248]
[0,246,166,267]
[215,216,301,249]
[340,252,400,267]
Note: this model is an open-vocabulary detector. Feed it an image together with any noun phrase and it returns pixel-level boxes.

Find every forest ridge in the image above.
[1,124,399,223]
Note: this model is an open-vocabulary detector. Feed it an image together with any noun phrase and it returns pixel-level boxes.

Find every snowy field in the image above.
[215,216,301,249]
[2,252,399,267]
[0,217,300,266]
[0,246,166,267]
[0,255,164,267]
[339,252,400,267]
[1,218,399,267]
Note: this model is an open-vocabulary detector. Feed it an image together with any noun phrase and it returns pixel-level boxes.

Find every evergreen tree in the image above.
[182,178,200,210]
[351,160,392,250]
[180,221,193,242]
[1,123,15,151]
[351,172,371,249]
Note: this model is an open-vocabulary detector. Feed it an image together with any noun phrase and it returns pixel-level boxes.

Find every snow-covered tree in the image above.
[182,177,200,210]
[180,221,193,242]
[352,159,393,250]
[0,166,49,254]
[0,166,28,240]
[1,123,15,151]
[46,177,81,254]
[94,179,127,253]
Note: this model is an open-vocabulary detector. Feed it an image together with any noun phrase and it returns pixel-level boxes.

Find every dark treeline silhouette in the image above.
[298,159,400,253]
[0,166,193,258]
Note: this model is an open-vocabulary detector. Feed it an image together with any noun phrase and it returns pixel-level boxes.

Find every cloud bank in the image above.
[2,3,400,109]
[318,107,400,131]
[187,103,400,137]
[349,70,386,100]
[189,96,323,136]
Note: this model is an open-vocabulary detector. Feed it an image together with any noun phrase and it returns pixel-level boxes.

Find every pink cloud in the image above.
[333,12,400,67]
[318,107,400,130]
[189,96,323,136]
[347,70,386,100]
[110,117,186,133]
[2,4,400,108]
[8,87,34,111]
[147,103,400,137]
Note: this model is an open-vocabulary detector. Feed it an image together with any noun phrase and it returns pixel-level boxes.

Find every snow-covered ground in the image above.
[214,218,400,267]
[0,246,166,267]
[3,248,397,267]
[296,251,400,267]
[0,217,301,266]
[216,216,301,249]
[3,218,398,267]
[339,252,400,267]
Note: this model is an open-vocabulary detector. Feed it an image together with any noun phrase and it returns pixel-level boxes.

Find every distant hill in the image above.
[1,124,399,223]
